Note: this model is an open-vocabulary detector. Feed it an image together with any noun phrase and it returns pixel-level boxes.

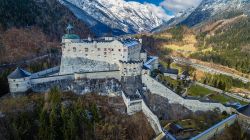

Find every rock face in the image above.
[59,0,169,34]
[32,78,122,95]
[144,93,193,120]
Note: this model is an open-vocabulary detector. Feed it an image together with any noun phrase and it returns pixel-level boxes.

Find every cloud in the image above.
[145,3,174,21]
[160,0,202,14]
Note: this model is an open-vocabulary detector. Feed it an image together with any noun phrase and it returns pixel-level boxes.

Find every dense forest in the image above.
[200,73,250,91]
[191,17,250,74]
[0,0,91,40]
[0,88,155,140]
[0,0,92,63]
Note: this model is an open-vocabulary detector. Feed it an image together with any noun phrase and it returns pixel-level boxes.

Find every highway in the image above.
[171,56,250,83]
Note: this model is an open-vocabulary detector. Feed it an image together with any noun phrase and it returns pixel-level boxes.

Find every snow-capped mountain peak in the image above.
[61,0,171,34]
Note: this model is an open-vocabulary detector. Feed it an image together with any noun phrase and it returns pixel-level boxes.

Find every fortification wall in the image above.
[190,114,237,140]
[121,91,143,115]
[74,71,121,81]
[31,74,74,84]
[59,57,119,75]
[141,100,163,136]
[142,74,234,113]
[8,77,31,93]
[31,66,60,79]
[119,61,143,77]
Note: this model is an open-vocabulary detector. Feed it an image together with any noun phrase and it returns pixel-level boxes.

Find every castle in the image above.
[7,25,159,114]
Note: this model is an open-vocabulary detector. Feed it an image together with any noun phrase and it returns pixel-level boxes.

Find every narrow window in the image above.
[85,48,88,52]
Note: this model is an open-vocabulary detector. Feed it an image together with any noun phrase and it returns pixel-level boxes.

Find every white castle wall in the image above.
[62,40,128,64]
[191,114,237,140]
[31,74,74,84]
[119,61,143,77]
[74,71,121,81]
[31,66,60,79]
[121,91,143,115]
[59,57,120,75]
[140,52,147,63]
[8,77,31,93]
[142,74,234,113]
[141,100,164,136]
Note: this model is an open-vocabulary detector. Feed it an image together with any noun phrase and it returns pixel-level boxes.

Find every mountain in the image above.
[181,0,250,27]
[155,0,250,32]
[152,7,195,33]
[59,0,169,35]
[59,0,126,36]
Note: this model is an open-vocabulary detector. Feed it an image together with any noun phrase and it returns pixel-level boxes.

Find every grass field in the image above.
[187,84,216,97]
[187,84,248,105]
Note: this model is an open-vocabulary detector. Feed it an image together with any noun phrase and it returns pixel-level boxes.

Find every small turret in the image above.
[62,24,80,43]
[88,35,92,42]
[66,24,73,34]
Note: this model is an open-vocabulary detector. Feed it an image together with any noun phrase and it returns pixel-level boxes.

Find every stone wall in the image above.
[8,77,31,93]
[59,57,120,75]
[31,66,60,79]
[141,100,163,136]
[74,70,121,81]
[190,114,237,140]
[119,61,143,77]
[142,74,234,113]
[31,74,74,84]
[121,91,143,115]
[32,77,121,94]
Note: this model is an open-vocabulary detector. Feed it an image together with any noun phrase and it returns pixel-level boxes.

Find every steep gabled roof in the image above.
[8,67,31,79]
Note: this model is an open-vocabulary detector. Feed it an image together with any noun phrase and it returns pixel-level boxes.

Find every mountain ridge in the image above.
[61,0,170,35]
[154,0,250,32]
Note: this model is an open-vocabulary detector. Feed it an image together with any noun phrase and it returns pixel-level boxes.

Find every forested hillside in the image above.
[0,89,155,140]
[191,17,250,74]
[0,0,92,64]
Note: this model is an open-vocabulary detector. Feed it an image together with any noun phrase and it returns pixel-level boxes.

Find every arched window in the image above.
[73,47,76,52]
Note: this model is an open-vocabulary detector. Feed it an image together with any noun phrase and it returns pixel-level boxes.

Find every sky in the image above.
[127,0,202,15]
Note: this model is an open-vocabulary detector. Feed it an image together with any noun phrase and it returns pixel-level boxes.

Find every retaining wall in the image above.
[142,74,234,113]
[141,100,163,136]
[31,66,60,79]
[31,74,74,84]
[74,70,121,81]
[190,114,237,140]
